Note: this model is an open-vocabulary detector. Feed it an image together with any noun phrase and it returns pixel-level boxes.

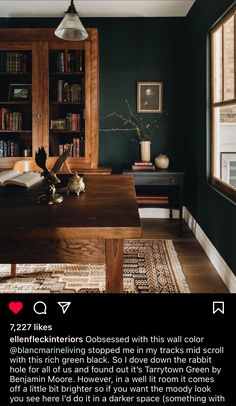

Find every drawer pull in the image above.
[169,178,174,183]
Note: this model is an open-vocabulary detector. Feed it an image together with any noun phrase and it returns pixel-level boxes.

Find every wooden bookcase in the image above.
[0,28,99,170]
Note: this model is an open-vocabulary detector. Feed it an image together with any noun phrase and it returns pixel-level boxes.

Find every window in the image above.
[210,7,236,201]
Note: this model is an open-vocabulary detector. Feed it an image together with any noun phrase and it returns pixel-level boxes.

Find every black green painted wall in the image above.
[86,18,185,171]
[185,0,236,275]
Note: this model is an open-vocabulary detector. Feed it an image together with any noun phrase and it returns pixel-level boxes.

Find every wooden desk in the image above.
[69,166,112,175]
[0,175,141,292]
[123,169,185,236]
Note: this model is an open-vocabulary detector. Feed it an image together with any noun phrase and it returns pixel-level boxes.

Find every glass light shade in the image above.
[55,11,88,41]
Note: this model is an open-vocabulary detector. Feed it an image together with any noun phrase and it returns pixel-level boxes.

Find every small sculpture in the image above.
[67,172,85,196]
[35,145,72,205]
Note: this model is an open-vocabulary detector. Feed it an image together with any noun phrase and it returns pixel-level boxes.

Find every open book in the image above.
[0,170,42,188]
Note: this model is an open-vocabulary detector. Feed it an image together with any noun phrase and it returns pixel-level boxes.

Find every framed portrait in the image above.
[50,119,66,130]
[137,82,163,113]
[8,84,32,101]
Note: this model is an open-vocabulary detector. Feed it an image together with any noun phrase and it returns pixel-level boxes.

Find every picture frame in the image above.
[137,82,163,113]
[8,84,32,101]
[50,119,66,130]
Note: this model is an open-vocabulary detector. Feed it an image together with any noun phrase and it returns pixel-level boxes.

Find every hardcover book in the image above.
[0,170,41,187]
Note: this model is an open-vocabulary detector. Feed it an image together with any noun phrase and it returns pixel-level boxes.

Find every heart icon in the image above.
[9,302,23,314]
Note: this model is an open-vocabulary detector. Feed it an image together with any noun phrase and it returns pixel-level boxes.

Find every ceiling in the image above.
[0,0,196,18]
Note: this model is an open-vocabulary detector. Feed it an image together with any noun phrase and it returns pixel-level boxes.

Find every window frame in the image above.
[210,6,236,202]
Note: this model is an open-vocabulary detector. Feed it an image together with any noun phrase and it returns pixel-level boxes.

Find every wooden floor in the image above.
[141,218,229,293]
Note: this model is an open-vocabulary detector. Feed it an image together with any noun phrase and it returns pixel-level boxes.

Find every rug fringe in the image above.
[164,240,190,293]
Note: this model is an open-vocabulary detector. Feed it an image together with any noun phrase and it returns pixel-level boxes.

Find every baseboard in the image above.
[184,207,236,293]
[139,208,179,219]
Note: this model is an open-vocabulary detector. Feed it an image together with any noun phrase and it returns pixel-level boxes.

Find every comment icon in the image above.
[33,301,47,315]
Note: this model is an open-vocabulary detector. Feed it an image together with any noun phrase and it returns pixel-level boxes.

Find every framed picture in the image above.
[137,82,163,113]
[50,119,66,130]
[8,84,32,101]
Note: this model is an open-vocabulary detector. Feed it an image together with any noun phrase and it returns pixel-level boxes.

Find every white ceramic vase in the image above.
[140,141,151,162]
[155,154,169,169]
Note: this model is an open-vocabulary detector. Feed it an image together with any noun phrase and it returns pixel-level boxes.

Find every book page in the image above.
[0,170,22,186]
[3,171,41,188]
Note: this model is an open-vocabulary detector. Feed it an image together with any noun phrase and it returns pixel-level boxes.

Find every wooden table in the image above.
[0,175,141,292]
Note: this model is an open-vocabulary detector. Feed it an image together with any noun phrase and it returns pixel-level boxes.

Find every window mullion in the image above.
[234,11,236,99]
[222,23,225,102]
[213,99,236,108]
[211,32,215,103]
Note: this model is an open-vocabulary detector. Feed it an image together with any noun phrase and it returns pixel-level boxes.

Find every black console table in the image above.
[123,169,185,237]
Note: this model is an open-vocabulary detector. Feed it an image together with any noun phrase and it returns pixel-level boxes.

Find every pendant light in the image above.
[54,0,88,41]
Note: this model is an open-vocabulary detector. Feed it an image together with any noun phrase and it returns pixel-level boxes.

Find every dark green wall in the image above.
[0,17,185,171]
[86,18,185,170]
[185,0,236,275]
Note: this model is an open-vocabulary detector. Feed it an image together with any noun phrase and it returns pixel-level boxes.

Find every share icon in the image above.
[57,302,71,314]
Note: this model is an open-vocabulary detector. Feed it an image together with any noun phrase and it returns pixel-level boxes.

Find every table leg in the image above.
[179,206,183,237]
[105,239,124,293]
[179,180,184,238]
[11,264,16,278]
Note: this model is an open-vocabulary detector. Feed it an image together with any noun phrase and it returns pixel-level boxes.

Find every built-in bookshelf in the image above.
[49,49,85,158]
[0,48,32,159]
[0,28,99,170]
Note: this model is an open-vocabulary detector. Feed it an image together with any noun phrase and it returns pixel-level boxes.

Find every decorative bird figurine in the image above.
[35,145,72,204]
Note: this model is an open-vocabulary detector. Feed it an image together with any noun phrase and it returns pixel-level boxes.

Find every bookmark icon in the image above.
[213,301,224,315]
[57,302,71,314]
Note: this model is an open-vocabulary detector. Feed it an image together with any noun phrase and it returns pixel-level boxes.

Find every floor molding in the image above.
[139,208,179,219]
[184,207,236,293]
[139,207,236,293]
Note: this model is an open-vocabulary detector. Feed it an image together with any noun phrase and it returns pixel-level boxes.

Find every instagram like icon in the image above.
[8,302,24,314]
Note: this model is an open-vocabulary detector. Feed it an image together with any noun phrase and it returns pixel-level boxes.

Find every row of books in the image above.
[0,140,20,157]
[0,51,28,73]
[0,108,23,131]
[50,113,81,131]
[132,161,155,171]
[65,113,81,131]
[59,138,84,157]
[56,80,84,103]
[54,51,84,73]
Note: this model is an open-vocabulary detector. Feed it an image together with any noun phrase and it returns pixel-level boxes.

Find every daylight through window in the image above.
[211,7,236,201]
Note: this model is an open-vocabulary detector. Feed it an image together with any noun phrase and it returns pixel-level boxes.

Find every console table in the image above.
[123,169,185,237]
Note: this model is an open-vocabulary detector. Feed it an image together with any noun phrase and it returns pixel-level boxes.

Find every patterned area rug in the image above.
[0,240,189,293]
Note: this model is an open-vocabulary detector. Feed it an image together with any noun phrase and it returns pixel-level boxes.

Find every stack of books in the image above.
[0,108,22,130]
[56,80,83,103]
[65,113,81,131]
[0,51,27,73]
[0,140,20,157]
[59,138,84,157]
[55,50,84,73]
[132,161,155,171]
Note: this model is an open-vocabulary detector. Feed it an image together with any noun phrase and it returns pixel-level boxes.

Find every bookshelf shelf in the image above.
[0,28,99,169]
[0,72,31,75]
[50,102,85,105]
[0,101,31,105]
[50,72,85,76]
[0,130,31,133]
[50,130,84,133]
